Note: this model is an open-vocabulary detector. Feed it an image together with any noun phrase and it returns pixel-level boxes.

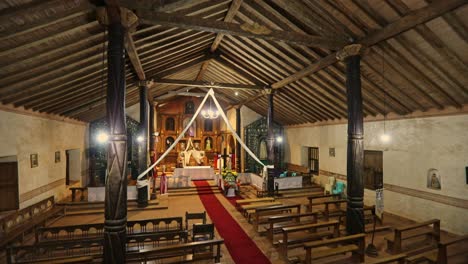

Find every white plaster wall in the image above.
[285,114,468,234]
[0,110,88,208]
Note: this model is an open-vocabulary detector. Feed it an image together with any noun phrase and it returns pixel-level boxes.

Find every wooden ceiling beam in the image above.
[270,0,466,90]
[137,10,348,50]
[210,0,243,52]
[0,0,92,38]
[152,78,264,90]
[125,32,146,80]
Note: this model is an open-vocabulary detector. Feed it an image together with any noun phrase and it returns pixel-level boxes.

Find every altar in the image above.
[250,173,303,190]
[174,166,215,180]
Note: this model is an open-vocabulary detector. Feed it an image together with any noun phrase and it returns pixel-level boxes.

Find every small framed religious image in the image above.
[55,151,61,163]
[329,147,335,157]
[30,153,38,168]
[427,168,441,190]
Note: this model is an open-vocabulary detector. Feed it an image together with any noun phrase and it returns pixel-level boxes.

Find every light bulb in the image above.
[96,132,109,144]
[276,136,283,143]
[136,135,144,142]
[235,91,239,96]
[380,133,391,143]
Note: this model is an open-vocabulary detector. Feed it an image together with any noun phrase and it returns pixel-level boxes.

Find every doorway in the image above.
[0,156,19,211]
[66,149,81,186]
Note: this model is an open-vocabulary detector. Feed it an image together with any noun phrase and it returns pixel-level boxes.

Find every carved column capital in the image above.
[138,80,151,88]
[263,87,273,95]
[336,44,366,61]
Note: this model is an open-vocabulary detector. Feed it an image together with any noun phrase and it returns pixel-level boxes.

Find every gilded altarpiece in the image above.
[156,97,225,169]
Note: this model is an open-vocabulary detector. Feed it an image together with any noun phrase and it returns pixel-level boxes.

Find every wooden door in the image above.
[0,162,19,211]
[364,150,383,190]
[66,151,70,185]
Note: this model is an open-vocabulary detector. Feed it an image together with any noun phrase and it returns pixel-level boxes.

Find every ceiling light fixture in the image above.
[201,95,219,119]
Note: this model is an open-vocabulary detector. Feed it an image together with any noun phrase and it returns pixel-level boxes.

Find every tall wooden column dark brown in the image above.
[104,11,127,264]
[266,89,275,196]
[337,44,365,235]
[235,107,241,172]
[137,81,149,207]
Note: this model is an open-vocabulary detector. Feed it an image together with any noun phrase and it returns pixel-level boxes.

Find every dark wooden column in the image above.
[137,81,149,207]
[265,89,275,196]
[235,107,241,172]
[149,101,155,177]
[104,10,127,264]
[337,44,365,235]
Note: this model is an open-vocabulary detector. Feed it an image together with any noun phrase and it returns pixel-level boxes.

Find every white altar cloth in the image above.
[250,174,303,190]
[174,166,215,180]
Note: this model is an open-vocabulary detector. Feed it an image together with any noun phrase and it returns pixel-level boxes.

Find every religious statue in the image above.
[183,117,196,137]
[205,138,212,150]
[259,139,267,160]
[226,156,232,170]
[427,168,441,190]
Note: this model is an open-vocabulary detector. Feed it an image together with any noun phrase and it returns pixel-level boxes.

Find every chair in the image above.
[192,223,215,253]
[185,211,207,233]
[332,181,345,196]
[324,177,336,195]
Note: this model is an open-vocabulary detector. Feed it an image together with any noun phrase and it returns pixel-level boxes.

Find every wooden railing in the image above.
[0,196,64,248]
[36,216,183,242]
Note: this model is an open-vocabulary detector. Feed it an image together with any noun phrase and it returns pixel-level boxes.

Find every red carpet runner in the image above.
[193,180,271,264]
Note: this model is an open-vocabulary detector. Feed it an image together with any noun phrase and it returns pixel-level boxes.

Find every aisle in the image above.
[193,180,271,264]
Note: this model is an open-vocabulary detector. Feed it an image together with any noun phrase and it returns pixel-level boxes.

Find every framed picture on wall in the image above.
[30,154,38,168]
[55,151,61,163]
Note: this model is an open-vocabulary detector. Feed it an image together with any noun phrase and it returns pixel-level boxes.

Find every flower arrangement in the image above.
[222,169,240,190]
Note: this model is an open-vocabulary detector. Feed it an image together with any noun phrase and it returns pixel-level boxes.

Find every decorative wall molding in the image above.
[318,169,468,209]
[383,183,468,209]
[19,178,65,203]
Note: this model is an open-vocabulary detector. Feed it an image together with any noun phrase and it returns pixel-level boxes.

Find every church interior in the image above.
[0,0,467,263]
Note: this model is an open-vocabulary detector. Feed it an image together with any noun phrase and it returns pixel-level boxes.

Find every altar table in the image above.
[174,166,215,180]
[250,173,303,190]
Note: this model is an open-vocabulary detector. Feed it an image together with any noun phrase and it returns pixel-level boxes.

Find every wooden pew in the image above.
[8,230,189,264]
[235,197,275,207]
[0,196,64,249]
[278,220,340,257]
[252,203,301,232]
[406,234,468,264]
[320,199,347,221]
[126,239,225,264]
[265,212,319,241]
[19,256,95,264]
[303,233,366,264]
[36,216,184,242]
[240,201,283,219]
[363,254,407,264]
[385,219,440,254]
[306,193,341,212]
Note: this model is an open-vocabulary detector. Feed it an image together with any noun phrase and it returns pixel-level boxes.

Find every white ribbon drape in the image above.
[137,89,265,180]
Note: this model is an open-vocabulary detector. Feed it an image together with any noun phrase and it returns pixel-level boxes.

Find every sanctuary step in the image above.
[168,186,221,197]
[61,200,167,216]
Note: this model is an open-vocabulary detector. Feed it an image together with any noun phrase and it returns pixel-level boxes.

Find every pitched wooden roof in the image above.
[0,0,467,124]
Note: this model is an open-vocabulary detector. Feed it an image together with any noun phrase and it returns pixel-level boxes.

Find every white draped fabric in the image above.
[137,89,265,181]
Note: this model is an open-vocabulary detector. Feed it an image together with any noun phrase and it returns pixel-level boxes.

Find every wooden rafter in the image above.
[125,31,146,80]
[152,78,264,90]
[210,0,243,52]
[137,11,348,50]
[269,0,466,90]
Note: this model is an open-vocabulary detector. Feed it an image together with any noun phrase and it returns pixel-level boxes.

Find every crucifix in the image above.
[220,148,230,169]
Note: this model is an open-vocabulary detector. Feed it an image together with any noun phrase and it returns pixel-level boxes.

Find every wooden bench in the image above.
[1,196,64,249]
[385,219,440,254]
[69,187,87,202]
[8,230,189,264]
[319,199,347,221]
[305,193,341,212]
[36,216,184,242]
[363,254,407,264]
[265,212,319,241]
[240,201,283,218]
[252,203,301,232]
[235,197,275,207]
[279,220,340,257]
[21,256,95,264]
[126,239,224,263]
[303,233,366,264]
[406,234,468,264]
